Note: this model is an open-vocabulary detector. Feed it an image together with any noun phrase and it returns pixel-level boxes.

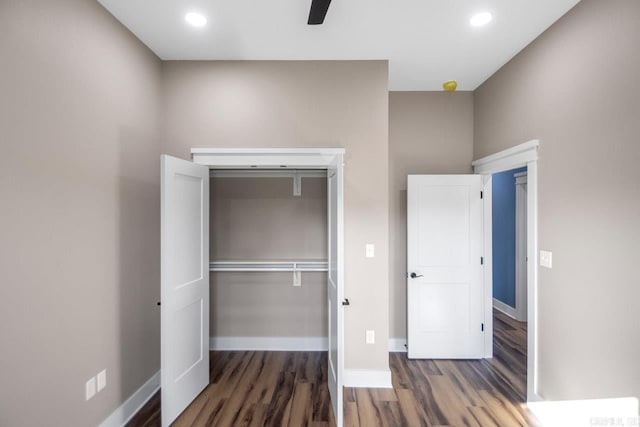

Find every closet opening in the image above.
[209,169,329,350]
[156,148,345,426]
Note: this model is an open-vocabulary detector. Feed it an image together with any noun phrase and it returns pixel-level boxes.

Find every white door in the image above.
[161,155,210,427]
[407,175,484,359]
[327,158,344,427]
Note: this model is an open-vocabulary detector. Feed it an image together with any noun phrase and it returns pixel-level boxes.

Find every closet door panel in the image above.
[161,155,210,427]
[327,160,344,427]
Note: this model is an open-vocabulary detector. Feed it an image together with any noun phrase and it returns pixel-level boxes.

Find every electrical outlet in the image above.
[97,369,107,392]
[366,330,375,344]
[365,244,375,258]
[86,377,96,400]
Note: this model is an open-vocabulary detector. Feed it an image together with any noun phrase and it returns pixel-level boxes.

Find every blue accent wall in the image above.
[492,167,526,307]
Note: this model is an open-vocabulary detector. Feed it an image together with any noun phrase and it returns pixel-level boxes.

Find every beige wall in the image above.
[211,177,327,260]
[474,0,640,401]
[162,61,390,371]
[388,92,474,339]
[0,1,162,426]
[210,177,327,337]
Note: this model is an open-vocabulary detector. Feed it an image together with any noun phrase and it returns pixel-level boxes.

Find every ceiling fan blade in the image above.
[308,0,332,25]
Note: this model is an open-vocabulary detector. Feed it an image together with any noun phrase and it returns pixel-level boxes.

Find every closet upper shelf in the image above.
[210,169,327,197]
[209,260,328,272]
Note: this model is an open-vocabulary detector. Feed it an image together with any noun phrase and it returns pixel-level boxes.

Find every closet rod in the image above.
[209,261,328,272]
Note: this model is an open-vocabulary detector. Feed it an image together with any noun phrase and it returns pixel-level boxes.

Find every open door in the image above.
[161,155,210,427]
[327,157,344,427]
[407,175,484,359]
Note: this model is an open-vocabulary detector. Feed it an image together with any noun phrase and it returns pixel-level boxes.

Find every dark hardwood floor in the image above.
[127,309,534,426]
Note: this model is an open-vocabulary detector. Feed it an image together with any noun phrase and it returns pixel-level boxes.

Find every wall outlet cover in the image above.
[86,377,96,400]
[97,369,107,392]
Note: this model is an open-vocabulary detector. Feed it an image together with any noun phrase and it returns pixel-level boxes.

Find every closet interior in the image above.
[209,170,329,343]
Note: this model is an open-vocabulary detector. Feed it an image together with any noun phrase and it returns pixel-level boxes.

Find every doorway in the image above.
[472,139,540,402]
[492,166,527,322]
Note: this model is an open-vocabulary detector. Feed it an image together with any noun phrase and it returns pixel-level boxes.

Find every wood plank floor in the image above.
[128,309,535,426]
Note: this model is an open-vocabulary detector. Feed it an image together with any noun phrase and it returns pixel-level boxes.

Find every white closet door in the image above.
[407,175,484,359]
[327,158,344,427]
[161,155,210,427]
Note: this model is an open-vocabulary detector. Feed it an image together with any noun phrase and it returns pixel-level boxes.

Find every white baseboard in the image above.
[99,371,160,427]
[343,369,393,388]
[389,338,407,352]
[210,336,410,353]
[493,298,518,319]
[209,336,328,351]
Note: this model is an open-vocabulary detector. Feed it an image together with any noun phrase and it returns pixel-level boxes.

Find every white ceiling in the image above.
[98,0,580,90]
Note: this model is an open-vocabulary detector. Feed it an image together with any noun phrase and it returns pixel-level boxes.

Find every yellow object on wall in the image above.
[443,80,458,92]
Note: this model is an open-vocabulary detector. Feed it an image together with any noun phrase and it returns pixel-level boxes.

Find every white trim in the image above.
[388,338,407,352]
[493,298,518,319]
[209,169,327,178]
[514,171,528,183]
[515,172,528,322]
[472,140,539,174]
[473,139,540,402]
[527,160,540,402]
[209,336,328,351]
[99,371,160,427]
[343,369,393,388]
[192,148,346,155]
[188,147,345,427]
[192,148,345,169]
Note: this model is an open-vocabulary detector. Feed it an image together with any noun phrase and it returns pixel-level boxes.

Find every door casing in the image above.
[191,147,346,426]
[472,139,541,402]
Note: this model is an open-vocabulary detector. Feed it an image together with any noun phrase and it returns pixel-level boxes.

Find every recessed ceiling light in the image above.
[185,12,207,27]
[470,12,492,27]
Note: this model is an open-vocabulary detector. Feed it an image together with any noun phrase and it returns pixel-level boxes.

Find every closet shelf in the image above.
[209,261,328,272]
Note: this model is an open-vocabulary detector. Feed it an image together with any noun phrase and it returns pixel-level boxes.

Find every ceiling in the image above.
[97,0,580,90]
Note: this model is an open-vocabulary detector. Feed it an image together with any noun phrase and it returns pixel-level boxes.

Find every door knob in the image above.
[410,272,423,279]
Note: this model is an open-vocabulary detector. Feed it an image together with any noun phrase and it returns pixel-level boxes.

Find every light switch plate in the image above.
[97,369,107,392]
[86,377,96,400]
[366,330,375,344]
[540,250,553,268]
[365,244,375,258]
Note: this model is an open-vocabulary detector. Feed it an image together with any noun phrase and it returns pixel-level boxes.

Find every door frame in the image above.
[514,171,528,322]
[190,147,346,421]
[472,139,541,402]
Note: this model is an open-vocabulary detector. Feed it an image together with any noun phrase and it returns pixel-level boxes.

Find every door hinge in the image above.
[480,191,483,199]
[480,257,484,265]
[481,323,484,332]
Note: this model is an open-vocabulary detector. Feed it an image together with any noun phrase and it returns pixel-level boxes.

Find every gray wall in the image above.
[210,177,327,338]
[0,1,162,426]
[161,61,390,372]
[388,92,474,340]
[474,0,640,401]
